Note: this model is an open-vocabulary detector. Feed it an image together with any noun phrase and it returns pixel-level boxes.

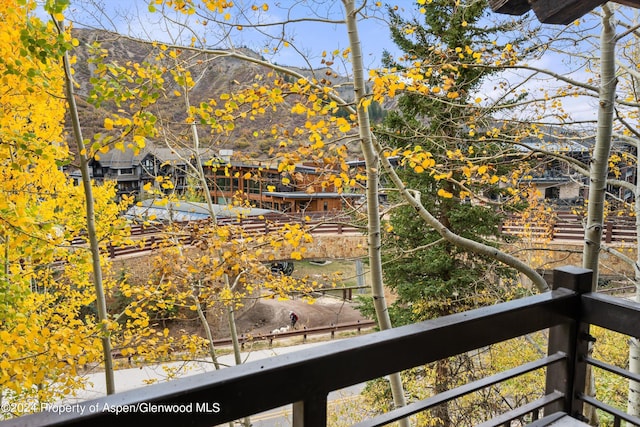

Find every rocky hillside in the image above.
[68,28,366,160]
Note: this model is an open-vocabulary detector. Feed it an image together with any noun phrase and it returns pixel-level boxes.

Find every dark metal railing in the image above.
[3,266,640,427]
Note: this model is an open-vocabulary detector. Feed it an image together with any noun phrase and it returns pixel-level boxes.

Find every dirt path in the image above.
[233,296,369,336]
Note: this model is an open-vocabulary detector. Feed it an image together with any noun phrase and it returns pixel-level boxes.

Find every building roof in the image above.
[94,144,217,169]
[126,199,277,222]
[94,147,146,169]
[516,139,590,153]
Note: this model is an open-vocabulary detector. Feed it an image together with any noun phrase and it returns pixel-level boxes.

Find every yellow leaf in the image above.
[437,188,454,198]
[337,118,351,132]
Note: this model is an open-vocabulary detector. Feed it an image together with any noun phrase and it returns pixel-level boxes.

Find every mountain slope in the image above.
[67,28,363,160]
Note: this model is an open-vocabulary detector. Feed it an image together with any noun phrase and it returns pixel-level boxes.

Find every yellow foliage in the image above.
[437,188,454,198]
[0,1,136,414]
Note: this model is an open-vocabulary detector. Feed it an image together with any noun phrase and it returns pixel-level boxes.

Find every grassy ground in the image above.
[290,260,370,292]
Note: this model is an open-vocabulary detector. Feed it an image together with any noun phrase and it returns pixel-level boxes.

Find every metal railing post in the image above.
[292,396,327,427]
[544,266,592,419]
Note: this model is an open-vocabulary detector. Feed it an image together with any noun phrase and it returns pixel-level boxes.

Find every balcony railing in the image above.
[3,266,640,427]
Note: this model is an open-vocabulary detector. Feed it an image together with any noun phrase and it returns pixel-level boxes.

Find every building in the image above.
[69,144,364,214]
[70,145,216,198]
[517,134,638,208]
[204,156,364,214]
[516,138,590,206]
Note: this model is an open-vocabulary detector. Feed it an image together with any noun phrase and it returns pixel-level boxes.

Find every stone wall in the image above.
[110,235,637,285]
[109,234,369,283]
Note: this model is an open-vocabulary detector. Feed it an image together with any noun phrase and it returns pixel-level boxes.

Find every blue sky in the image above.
[61,0,402,70]
[54,0,621,123]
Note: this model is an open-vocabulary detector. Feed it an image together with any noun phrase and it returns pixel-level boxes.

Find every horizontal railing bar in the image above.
[581,293,640,338]
[579,393,640,426]
[585,356,640,384]
[351,352,568,427]
[474,391,566,427]
[3,288,578,427]
[525,411,568,427]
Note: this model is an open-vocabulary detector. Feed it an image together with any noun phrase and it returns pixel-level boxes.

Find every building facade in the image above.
[204,159,363,214]
[70,145,363,214]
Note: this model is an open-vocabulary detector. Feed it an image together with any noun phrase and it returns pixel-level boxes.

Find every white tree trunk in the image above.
[181,88,246,373]
[342,1,409,425]
[582,5,617,287]
[194,294,221,370]
[582,6,616,424]
[59,21,115,394]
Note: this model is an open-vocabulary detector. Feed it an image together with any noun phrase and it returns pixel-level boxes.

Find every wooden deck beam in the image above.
[489,0,640,24]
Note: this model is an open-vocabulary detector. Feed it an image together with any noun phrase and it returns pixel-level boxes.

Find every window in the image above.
[118,181,138,192]
[216,177,231,191]
[141,157,155,171]
[248,179,261,194]
[119,168,134,175]
[92,164,104,177]
[545,187,560,199]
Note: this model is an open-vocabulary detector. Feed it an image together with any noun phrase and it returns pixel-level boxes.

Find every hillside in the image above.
[67,28,364,160]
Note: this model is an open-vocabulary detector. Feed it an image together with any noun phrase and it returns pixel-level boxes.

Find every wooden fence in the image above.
[211,320,377,348]
[70,210,640,260]
[70,214,364,259]
[501,211,637,243]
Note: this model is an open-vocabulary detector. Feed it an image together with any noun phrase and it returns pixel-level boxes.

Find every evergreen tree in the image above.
[379,0,527,324]
[365,2,534,425]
